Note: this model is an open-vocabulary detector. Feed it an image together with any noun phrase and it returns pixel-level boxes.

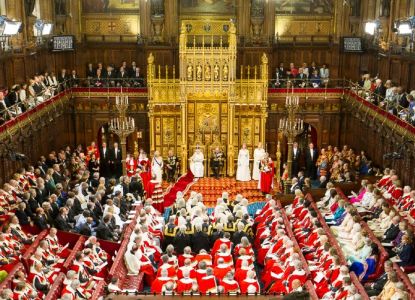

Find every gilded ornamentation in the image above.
[222,63,229,81]
[196,64,203,81]
[147,53,154,65]
[204,63,211,81]
[147,20,268,174]
[214,63,220,81]
[187,65,193,81]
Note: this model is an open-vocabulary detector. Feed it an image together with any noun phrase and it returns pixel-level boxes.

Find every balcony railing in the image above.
[1,78,414,139]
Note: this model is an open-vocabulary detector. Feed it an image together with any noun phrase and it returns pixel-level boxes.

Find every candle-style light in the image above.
[109,94,136,175]
[278,95,303,193]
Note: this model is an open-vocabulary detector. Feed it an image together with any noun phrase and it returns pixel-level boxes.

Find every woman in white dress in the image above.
[190,146,204,178]
[252,142,265,180]
[236,143,251,181]
[151,151,163,183]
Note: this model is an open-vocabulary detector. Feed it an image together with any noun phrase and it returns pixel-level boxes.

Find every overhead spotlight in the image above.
[364,21,379,35]
[0,16,22,36]
[397,21,412,35]
[394,16,415,36]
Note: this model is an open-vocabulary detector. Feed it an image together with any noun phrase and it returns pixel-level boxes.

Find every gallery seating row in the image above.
[304,195,370,299]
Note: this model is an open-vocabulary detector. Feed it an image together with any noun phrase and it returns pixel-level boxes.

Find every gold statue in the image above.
[205,63,211,81]
[214,63,220,81]
[261,52,268,64]
[229,22,236,34]
[223,63,229,81]
[187,64,193,81]
[196,64,203,81]
[147,52,154,64]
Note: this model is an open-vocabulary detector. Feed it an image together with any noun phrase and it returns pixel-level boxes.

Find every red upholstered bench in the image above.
[393,263,415,299]
[44,272,65,300]
[62,236,86,272]
[350,272,370,300]
[305,280,319,300]
[21,230,49,272]
[91,280,106,300]
[0,263,25,292]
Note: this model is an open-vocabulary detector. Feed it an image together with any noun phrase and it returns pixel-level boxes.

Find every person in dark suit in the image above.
[210,225,224,248]
[15,203,31,226]
[382,216,400,243]
[305,143,318,180]
[319,175,328,189]
[290,177,301,194]
[129,175,144,198]
[54,207,72,231]
[99,142,110,178]
[397,235,415,267]
[105,66,116,87]
[297,170,305,189]
[79,217,94,236]
[232,223,247,246]
[49,196,60,219]
[86,63,96,79]
[90,197,104,219]
[373,79,386,105]
[33,208,49,230]
[364,260,393,296]
[276,62,286,79]
[96,215,115,241]
[28,189,40,214]
[173,227,191,254]
[192,226,211,254]
[292,142,301,177]
[111,142,122,179]
[58,69,69,91]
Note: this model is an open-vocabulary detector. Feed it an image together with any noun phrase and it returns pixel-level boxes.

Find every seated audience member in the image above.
[377,271,400,300]
[364,260,393,297]
[391,234,415,267]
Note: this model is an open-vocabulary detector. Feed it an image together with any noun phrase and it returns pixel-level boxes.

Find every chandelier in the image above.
[278,95,304,193]
[109,95,136,175]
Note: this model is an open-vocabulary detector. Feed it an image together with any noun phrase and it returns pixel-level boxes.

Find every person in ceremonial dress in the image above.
[258,154,274,194]
[151,151,163,184]
[210,147,225,179]
[165,149,179,183]
[236,143,251,182]
[125,153,137,177]
[138,151,151,190]
[190,146,204,179]
[252,142,265,180]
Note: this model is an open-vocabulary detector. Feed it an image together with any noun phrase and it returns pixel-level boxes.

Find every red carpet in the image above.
[163,171,194,207]
[185,178,266,207]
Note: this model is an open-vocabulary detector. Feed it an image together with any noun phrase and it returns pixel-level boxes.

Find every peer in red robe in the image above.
[239,277,260,294]
[126,154,137,177]
[151,275,175,294]
[146,175,164,213]
[220,277,240,293]
[198,274,217,294]
[176,277,194,294]
[259,157,274,194]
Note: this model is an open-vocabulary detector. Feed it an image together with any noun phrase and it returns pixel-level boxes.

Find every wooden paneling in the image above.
[340,110,415,187]
[0,112,74,186]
